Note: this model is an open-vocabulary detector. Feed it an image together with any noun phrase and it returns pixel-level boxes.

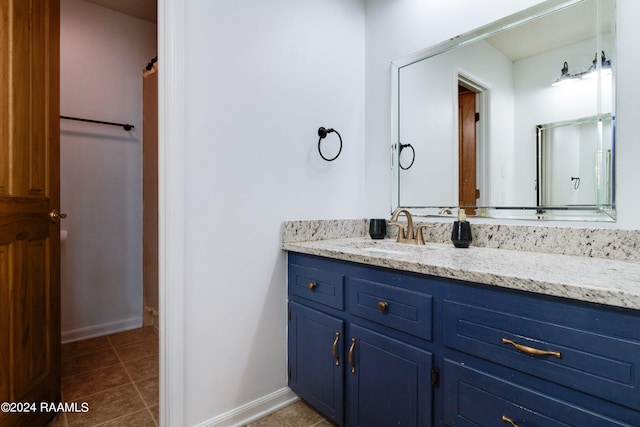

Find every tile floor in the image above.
[47,326,159,427]
[47,326,328,426]
[244,400,334,427]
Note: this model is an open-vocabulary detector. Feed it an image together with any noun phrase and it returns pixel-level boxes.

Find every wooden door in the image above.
[458,87,477,215]
[0,1,61,426]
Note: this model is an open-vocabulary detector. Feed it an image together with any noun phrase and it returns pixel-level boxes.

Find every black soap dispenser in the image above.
[451,209,472,248]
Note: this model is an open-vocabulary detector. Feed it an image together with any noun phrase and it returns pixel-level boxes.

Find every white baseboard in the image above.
[193,387,299,427]
[61,316,143,343]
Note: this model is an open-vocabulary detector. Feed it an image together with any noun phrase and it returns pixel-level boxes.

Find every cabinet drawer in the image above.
[350,278,432,341]
[444,359,631,427]
[289,261,345,310]
[444,300,640,409]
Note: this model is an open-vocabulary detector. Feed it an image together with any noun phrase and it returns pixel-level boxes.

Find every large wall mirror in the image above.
[391,0,616,221]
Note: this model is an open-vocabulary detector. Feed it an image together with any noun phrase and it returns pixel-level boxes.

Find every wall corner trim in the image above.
[61,317,143,344]
[192,387,299,427]
[158,0,186,426]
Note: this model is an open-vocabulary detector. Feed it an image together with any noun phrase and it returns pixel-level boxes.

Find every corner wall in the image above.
[175,1,366,425]
[60,0,157,341]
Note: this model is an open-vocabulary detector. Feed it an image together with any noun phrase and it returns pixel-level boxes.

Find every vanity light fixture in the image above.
[582,51,612,79]
[551,61,580,86]
[552,52,612,86]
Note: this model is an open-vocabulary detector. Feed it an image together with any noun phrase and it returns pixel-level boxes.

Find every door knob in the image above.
[50,209,67,223]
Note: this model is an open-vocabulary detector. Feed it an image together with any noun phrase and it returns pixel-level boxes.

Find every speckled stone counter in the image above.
[282,221,640,311]
[282,219,640,261]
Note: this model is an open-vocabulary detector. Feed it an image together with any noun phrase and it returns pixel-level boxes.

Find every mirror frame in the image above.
[390,0,616,221]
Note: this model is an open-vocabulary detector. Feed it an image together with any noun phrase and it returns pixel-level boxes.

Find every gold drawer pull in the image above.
[332,332,340,366]
[349,338,356,374]
[308,282,317,291]
[501,415,519,427]
[377,301,389,312]
[502,338,562,359]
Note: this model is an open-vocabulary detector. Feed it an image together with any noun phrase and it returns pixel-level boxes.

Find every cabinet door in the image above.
[347,324,433,427]
[288,302,344,425]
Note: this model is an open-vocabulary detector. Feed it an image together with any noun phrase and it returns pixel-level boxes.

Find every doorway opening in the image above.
[458,75,489,215]
[143,59,159,330]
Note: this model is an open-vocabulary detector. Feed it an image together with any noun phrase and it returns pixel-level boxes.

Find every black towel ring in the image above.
[571,176,581,190]
[399,143,415,170]
[318,127,342,161]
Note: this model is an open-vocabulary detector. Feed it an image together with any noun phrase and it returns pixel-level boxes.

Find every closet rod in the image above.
[60,115,134,131]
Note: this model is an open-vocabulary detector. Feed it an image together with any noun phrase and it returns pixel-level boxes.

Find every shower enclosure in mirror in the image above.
[391,0,616,221]
[536,114,614,219]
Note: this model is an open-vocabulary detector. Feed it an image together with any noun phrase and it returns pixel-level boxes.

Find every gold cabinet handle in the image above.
[501,415,519,427]
[332,332,340,366]
[348,338,356,374]
[308,282,317,291]
[502,338,561,359]
[49,209,67,223]
[377,301,389,313]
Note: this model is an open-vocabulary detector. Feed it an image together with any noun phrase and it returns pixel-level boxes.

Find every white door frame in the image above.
[158,0,186,425]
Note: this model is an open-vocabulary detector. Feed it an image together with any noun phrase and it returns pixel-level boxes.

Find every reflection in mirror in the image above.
[536,114,614,215]
[391,0,616,221]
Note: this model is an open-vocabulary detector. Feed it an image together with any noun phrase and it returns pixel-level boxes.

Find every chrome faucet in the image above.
[389,208,427,245]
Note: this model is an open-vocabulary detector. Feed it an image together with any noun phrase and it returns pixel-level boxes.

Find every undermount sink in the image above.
[331,239,431,256]
[361,247,410,255]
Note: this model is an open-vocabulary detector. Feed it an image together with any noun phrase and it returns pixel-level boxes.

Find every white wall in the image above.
[174,1,365,425]
[398,40,515,207]
[513,36,614,206]
[364,0,640,228]
[60,0,157,341]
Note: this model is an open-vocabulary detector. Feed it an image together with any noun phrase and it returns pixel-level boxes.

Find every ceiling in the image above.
[485,0,614,62]
[84,0,157,23]
[80,0,612,61]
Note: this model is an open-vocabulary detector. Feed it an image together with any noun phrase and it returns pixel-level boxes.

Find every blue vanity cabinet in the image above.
[288,255,347,425]
[288,253,436,427]
[288,301,345,425]
[346,269,435,426]
[443,359,636,427]
[288,251,640,426]
[442,281,640,426]
[346,324,433,427]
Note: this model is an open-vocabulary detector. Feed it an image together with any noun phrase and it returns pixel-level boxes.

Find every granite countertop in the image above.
[283,237,640,311]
